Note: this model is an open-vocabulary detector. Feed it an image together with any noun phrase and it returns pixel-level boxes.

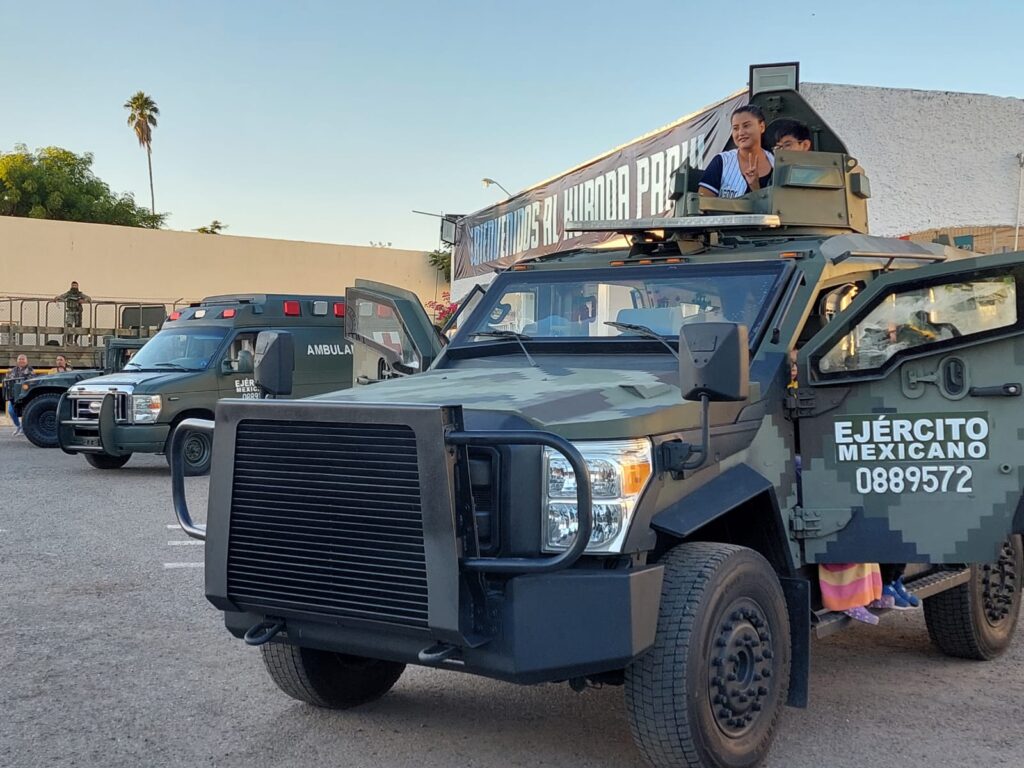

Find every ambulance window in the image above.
[817,275,1017,374]
[226,333,257,373]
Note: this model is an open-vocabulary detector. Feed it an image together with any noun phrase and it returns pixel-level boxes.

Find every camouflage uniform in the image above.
[55,287,92,344]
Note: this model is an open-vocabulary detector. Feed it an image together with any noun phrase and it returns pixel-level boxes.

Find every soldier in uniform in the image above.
[54,281,92,345]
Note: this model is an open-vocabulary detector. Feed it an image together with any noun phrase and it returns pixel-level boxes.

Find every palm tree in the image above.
[124,91,159,213]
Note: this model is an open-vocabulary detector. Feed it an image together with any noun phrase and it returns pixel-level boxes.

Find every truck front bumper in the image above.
[222,565,663,684]
[57,393,169,455]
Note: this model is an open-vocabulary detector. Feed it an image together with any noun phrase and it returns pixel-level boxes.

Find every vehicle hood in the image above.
[312,364,747,440]
[69,370,210,394]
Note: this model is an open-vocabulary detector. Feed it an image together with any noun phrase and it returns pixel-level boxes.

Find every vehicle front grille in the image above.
[226,419,429,630]
[70,392,130,423]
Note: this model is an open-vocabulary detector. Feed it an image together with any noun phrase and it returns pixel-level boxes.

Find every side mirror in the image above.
[664,322,749,475]
[254,331,294,398]
[677,322,749,402]
[220,359,236,374]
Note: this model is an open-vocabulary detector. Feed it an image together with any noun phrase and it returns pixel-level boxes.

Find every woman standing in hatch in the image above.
[698,104,774,199]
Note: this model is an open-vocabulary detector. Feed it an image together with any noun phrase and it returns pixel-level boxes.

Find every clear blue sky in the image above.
[2,0,1021,250]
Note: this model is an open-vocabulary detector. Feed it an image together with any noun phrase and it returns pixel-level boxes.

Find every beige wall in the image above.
[0,216,446,305]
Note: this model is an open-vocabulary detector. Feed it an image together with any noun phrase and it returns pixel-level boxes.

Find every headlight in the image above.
[131,394,162,424]
[543,438,652,554]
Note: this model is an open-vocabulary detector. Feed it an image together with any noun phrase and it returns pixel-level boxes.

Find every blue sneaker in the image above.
[883,583,915,610]
[891,577,921,608]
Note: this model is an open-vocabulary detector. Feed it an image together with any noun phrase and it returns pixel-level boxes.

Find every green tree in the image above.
[195,219,227,234]
[428,247,451,282]
[124,91,159,214]
[0,145,165,227]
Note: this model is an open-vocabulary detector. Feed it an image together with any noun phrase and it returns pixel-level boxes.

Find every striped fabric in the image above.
[819,563,883,611]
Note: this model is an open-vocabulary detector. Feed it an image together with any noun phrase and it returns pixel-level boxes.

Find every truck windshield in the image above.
[458,263,787,343]
[125,326,229,371]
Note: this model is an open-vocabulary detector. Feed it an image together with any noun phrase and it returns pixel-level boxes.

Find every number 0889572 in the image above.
[854,465,973,494]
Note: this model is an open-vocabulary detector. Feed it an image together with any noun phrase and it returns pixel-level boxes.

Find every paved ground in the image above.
[3,429,1023,768]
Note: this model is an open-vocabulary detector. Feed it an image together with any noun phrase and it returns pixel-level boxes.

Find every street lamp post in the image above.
[1015,153,1024,252]
[482,177,513,198]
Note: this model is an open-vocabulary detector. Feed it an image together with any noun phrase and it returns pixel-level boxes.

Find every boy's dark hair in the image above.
[732,104,766,123]
[772,119,812,145]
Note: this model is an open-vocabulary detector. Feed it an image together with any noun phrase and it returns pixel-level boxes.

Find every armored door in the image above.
[796,252,1024,565]
[344,280,443,383]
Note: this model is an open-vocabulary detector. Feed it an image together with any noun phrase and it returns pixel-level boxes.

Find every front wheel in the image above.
[21,393,62,448]
[625,543,791,768]
[924,535,1022,660]
[84,451,131,470]
[166,425,213,476]
[261,643,405,709]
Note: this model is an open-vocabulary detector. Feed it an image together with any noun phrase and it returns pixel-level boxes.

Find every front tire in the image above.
[924,535,1022,660]
[625,543,791,768]
[261,643,405,709]
[21,393,62,448]
[166,426,213,476]
[84,451,131,470]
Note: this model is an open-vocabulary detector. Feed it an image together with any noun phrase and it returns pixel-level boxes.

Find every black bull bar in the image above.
[170,401,594,651]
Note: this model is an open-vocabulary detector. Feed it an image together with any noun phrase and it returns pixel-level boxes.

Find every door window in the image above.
[817,275,1018,375]
[224,333,257,374]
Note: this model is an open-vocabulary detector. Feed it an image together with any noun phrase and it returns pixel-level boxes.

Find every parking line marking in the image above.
[167,540,204,546]
[164,562,204,569]
[166,524,179,529]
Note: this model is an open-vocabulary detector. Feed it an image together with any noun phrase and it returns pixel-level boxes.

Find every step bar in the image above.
[813,567,971,639]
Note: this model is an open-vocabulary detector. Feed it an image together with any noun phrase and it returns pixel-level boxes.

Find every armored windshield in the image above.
[126,326,230,371]
[458,263,787,343]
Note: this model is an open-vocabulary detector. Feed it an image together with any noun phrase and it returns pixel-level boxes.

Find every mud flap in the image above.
[779,575,810,708]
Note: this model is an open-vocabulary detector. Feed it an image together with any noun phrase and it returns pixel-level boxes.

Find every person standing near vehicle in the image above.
[53,354,72,373]
[55,281,92,345]
[4,355,34,436]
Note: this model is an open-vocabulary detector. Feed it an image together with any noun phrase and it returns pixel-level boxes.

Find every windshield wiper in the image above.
[152,362,191,371]
[604,321,679,360]
[471,331,538,368]
[124,362,142,369]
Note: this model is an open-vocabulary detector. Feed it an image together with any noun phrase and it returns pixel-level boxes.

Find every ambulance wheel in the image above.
[625,543,790,768]
[924,535,1022,660]
[261,643,405,709]
[165,426,213,476]
[84,452,131,469]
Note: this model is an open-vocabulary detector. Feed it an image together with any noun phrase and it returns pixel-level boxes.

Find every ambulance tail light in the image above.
[221,308,236,318]
[283,300,301,316]
[168,311,181,321]
[334,302,346,318]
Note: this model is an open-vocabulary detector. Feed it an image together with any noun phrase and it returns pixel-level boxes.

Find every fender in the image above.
[651,463,797,576]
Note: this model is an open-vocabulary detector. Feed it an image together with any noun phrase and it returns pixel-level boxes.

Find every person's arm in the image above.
[55,291,69,301]
[81,293,92,302]
[697,154,723,198]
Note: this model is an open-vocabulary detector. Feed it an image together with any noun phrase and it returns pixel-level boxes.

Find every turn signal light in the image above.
[334,302,346,317]
[283,300,301,316]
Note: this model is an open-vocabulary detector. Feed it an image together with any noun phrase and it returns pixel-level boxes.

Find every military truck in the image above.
[60,294,353,475]
[7,337,145,448]
[172,66,1024,768]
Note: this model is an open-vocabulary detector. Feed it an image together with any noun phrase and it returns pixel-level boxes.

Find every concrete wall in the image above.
[802,83,1024,237]
[0,216,446,305]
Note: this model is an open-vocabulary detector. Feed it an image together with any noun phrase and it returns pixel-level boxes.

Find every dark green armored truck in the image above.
[60,294,352,475]
[10,337,144,448]
[173,67,1024,768]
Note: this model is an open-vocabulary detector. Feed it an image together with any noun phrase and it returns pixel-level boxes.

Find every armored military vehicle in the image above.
[8,337,145,448]
[60,294,353,475]
[172,65,1024,768]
